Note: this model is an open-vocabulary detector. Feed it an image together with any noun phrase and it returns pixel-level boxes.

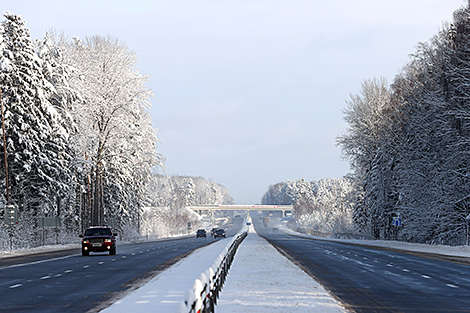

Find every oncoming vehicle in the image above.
[210,228,218,237]
[214,228,226,238]
[80,226,117,256]
[196,229,207,238]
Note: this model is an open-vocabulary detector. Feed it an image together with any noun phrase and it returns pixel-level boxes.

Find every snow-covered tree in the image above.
[0,13,73,246]
[262,177,356,237]
[147,174,234,209]
[64,35,160,230]
[338,3,470,245]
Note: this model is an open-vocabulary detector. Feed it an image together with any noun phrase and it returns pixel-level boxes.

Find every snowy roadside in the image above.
[216,226,346,313]
[0,243,80,258]
[100,237,232,313]
[0,233,193,259]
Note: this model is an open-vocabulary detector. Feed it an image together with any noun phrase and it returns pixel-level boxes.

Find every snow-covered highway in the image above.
[256,220,470,312]
[2,216,470,312]
[0,237,218,312]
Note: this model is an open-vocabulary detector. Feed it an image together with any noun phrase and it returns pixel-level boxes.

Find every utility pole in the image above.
[0,87,9,205]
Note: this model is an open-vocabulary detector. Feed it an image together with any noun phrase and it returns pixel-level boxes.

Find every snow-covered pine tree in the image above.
[36,31,81,233]
[0,13,72,245]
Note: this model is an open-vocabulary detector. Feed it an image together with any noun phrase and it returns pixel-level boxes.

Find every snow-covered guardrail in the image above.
[176,230,248,313]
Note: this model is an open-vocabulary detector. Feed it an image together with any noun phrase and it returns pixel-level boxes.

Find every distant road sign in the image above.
[5,205,18,225]
[39,216,61,228]
[392,217,402,227]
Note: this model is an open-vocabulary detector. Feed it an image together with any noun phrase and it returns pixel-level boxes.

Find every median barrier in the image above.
[176,230,248,313]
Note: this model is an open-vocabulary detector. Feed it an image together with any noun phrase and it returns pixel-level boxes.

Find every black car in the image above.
[210,228,218,237]
[214,228,226,238]
[196,229,207,238]
[79,226,117,256]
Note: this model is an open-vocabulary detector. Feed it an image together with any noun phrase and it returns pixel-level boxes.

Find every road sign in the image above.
[5,205,18,225]
[39,216,61,228]
[392,217,402,227]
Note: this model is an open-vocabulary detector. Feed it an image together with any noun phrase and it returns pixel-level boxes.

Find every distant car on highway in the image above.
[214,228,226,238]
[210,228,218,237]
[196,229,207,238]
[79,226,117,256]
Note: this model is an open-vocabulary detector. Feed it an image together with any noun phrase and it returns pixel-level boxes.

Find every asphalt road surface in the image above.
[0,218,242,313]
[254,219,470,313]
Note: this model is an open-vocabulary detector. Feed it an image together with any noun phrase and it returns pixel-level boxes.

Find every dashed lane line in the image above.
[9,284,22,289]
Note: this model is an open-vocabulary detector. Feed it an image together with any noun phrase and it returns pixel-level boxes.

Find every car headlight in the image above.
[104,239,112,243]
[83,240,90,244]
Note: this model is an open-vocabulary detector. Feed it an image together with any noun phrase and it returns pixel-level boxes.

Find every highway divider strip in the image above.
[176,230,248,313]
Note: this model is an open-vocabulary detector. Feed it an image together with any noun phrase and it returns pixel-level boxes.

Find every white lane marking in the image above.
[83,265,90,269]
[447,284,459,288]
[9,284,22,289]
[122,256,126,259]
[64,270,73,273]
[402,269,410,272]
[40,275,51,280]
[98,262,104,265]
[54,274,62,277]
[387,264,394,267]
[421,275,431,279]
[111,259,116,261]
[0,254,77,270]
[132,253,136,256]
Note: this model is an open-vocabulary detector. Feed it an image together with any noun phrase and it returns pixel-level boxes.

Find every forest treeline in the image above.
[0,13,232,248]
[142,175,234,238]
[338,5,470,245]
[262,178,356,237]
[264,5,470,246]
[0,12,159,246]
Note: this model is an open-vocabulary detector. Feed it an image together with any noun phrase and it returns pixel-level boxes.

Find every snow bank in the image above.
[216,226,346,313]
[101,238,232,313]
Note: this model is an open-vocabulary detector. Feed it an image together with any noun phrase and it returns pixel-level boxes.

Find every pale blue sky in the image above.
[2,0,467,203]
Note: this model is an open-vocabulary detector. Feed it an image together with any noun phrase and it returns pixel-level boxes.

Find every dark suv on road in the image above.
[80,226,117,256]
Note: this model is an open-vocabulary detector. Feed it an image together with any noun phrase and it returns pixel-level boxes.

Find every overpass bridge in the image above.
[187,205,293,217]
